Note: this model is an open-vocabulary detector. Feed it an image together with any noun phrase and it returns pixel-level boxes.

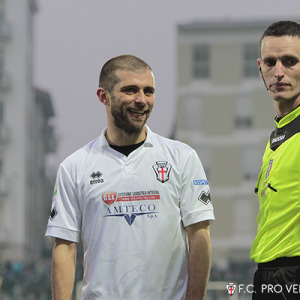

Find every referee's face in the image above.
[109,69,155,134]
[259,35,300,112]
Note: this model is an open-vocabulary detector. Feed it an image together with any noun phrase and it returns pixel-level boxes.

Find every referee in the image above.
[251,20,300,299]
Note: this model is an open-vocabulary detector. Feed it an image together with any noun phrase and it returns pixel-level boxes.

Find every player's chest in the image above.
[80,154,180,207]
[78,154,181,226]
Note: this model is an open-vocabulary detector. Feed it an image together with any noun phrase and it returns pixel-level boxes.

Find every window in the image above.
[193,45,210,79]
[0,0,5,36]
[235,94,253,129]
[184,97,202,130]
[0,102,3,125]
[243,146,261,180]
[0,55,3,82]
[235,116,252,129]
[244,44,259,78]
[0,0,4,16]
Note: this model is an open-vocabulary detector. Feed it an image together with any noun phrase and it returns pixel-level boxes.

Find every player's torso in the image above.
[78,145,188,299]
[79,145,182,230]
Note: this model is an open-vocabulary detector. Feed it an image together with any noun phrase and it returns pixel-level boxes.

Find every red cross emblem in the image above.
[226,282,236,296]
[152,161,172,183]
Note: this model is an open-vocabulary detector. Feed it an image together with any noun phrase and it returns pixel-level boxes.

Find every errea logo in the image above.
[198,191,211,205]
[90,171,104,185]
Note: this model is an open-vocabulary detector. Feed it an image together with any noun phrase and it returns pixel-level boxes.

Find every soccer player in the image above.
[251,21,300,299]
[46,55,215,299]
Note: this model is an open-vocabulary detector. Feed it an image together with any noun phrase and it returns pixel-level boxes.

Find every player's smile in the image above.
[127,108,149,120]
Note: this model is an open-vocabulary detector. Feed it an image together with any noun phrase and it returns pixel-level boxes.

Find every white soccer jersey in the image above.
[46,126,214,300]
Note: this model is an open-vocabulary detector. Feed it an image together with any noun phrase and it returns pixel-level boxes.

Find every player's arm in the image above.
[185,220,211,300]
[52,238,77,300]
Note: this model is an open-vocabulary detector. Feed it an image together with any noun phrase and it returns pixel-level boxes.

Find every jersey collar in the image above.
[98,126,154,149]
[275,105,300,128]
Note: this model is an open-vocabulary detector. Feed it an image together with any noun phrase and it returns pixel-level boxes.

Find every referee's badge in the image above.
[266,159,273,179]
[152,161,172,183]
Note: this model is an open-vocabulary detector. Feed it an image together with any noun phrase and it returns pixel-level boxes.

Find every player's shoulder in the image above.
[151,130,192,149]
[60,137,100,170]
[149,129,195,157]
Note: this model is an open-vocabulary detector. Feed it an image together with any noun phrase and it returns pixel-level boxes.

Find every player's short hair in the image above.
[99,55,152,93]
[260,20,300,54]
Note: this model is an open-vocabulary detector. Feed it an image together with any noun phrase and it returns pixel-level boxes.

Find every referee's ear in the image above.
[97,87,110,106]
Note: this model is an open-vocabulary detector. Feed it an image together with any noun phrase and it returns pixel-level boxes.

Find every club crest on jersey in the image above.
[102,192,117,205]
[152,161,172,183]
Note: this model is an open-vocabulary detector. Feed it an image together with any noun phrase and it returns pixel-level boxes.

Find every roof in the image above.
[178,18,300,33]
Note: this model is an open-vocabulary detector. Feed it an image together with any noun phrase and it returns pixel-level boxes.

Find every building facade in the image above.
[0,0,56,261]
[175,20,277,269]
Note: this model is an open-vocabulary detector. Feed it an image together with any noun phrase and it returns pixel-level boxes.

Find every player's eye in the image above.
[121,86,139,94]
[144,87,155,96]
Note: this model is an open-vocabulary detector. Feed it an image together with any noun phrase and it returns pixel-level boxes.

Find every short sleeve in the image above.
[45,162,81,243]
[180,150,215,227]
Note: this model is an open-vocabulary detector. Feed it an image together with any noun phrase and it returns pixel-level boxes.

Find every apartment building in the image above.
[0,0,56,261]
[175,20,279,269]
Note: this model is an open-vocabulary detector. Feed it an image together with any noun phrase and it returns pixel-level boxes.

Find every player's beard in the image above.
[110,98,151,134]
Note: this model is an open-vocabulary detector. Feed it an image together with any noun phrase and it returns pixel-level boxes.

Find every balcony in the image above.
[0,18,12,41]
[43,125,57,153]
[0,227,9,245]
[0,124,10,143]
[0,73,11,91]
[0,175,9,196]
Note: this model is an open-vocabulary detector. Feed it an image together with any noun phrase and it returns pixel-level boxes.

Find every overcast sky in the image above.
[34,0,300,166]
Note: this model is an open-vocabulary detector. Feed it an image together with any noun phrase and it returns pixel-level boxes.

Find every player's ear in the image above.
[97,88,110,106]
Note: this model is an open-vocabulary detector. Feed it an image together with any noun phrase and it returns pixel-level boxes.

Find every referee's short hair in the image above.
[259,20,300,54]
